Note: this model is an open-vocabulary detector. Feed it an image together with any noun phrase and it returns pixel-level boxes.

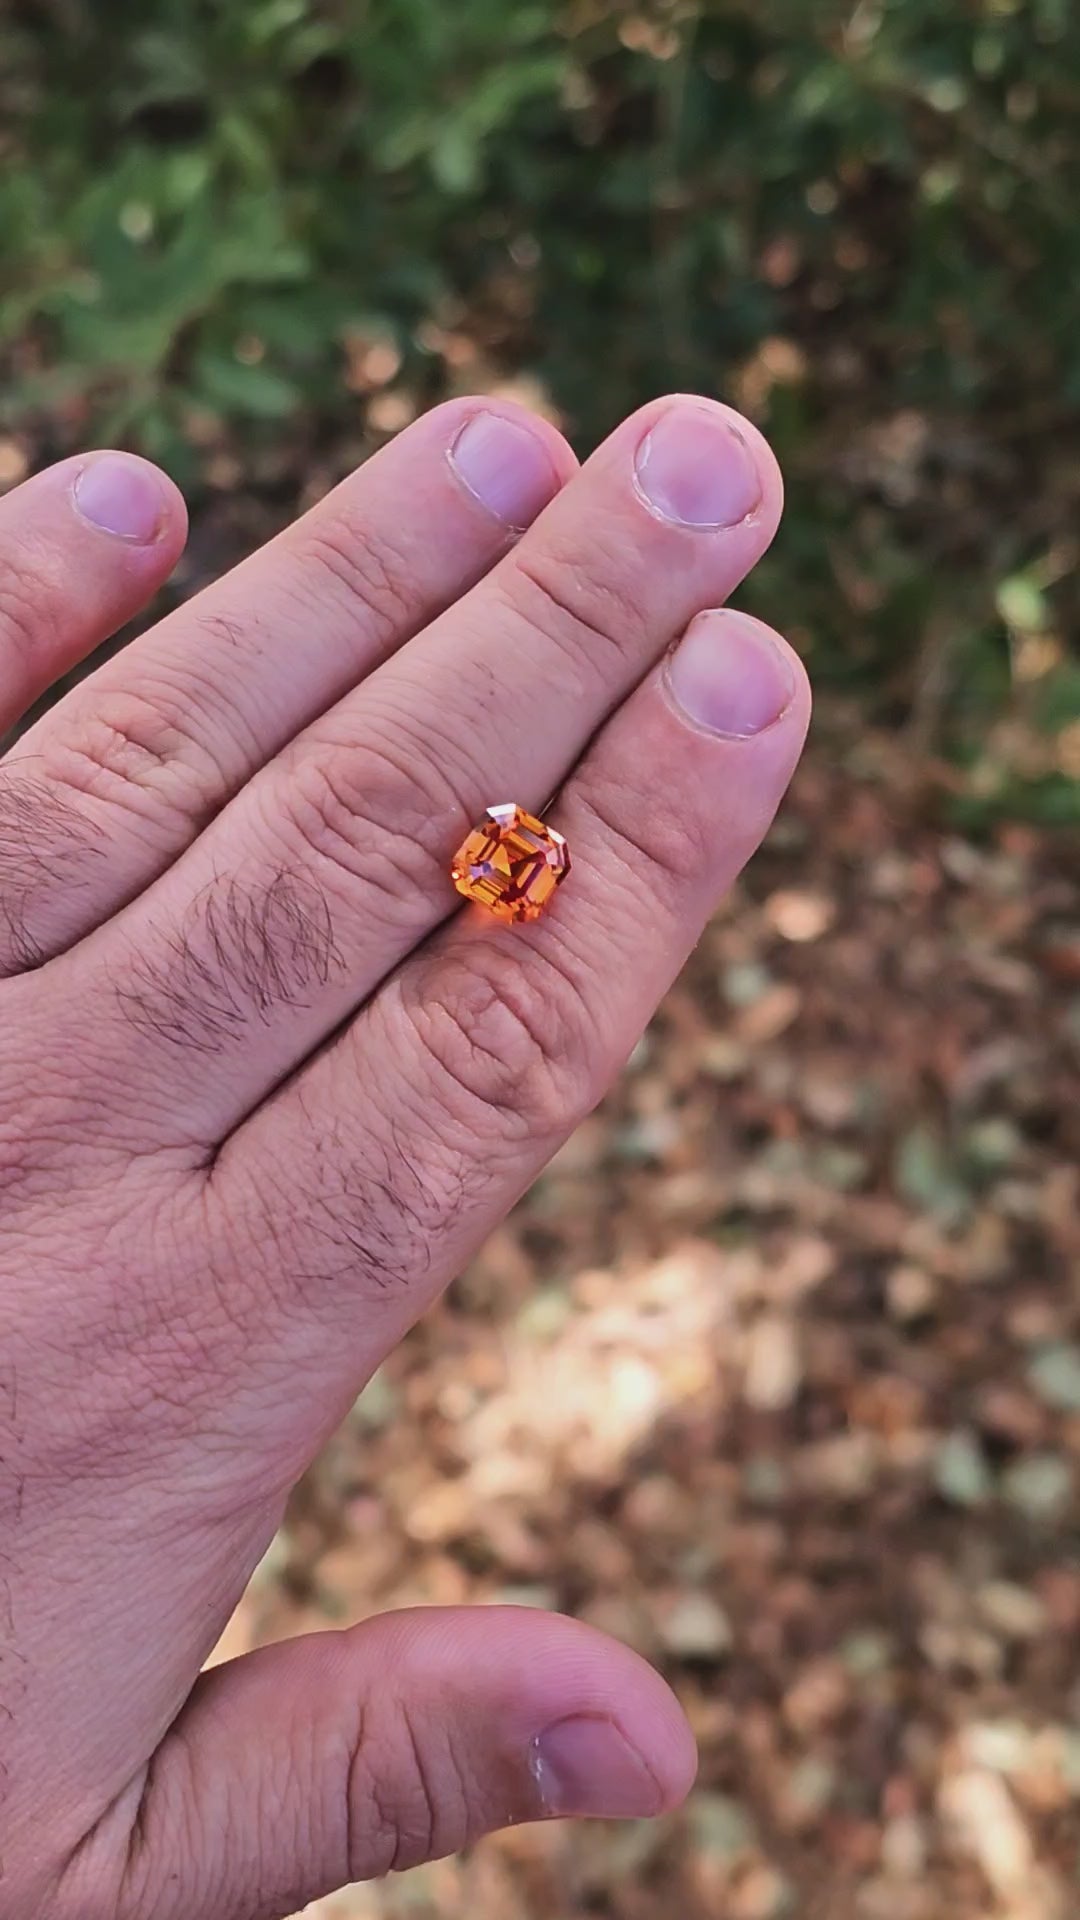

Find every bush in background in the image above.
[1,0,1078,811]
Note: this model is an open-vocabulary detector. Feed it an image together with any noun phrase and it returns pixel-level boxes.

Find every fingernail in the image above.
[665,609,795,737]
[73,455,167,544]
[634,406,761,529]
[532,1715,662,1818]
[449,412,561,530]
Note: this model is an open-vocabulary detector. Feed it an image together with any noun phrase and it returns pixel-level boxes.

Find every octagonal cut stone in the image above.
[451,803,571,925]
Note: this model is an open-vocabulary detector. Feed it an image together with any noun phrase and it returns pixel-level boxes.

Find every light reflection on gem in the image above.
[451,803,571,924]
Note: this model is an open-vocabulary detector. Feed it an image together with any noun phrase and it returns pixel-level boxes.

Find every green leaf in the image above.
[1027,1345,1080,1414]
[191,351,303,419]
[895,1125,970,1221]
[996,573,1048,633]
[934,1430,994,1508]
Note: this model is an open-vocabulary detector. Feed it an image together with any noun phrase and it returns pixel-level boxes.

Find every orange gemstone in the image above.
[451,802,571,925]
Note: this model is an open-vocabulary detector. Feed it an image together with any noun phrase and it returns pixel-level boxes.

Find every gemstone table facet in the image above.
[451,803,571,925]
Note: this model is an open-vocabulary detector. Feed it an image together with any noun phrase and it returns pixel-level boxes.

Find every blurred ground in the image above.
[198,703,1080,1920]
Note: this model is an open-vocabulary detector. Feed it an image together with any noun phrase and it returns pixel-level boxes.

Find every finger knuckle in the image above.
[397,939,596,1143]
[300,511,417,646]
[272,733,454,921]
[504,531,649,677]
[580,766,712,891]
[43,685,227,834]
[349,1698,473,1877]
[0,547,66,677]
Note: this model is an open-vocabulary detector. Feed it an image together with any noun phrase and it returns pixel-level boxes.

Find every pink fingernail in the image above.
[532,1715,662,1818]
[665,609,795,737]
[634,405,761,528]
[73,455,167,544]
[449,412,561,530]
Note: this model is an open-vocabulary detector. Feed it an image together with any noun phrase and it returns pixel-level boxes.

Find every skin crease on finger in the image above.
[0,395,809,1920]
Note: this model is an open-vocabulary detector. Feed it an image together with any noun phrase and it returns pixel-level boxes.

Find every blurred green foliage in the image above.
[1,0,1078,806]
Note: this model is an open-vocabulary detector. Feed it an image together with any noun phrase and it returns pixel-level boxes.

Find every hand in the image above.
[0,395,809,1919]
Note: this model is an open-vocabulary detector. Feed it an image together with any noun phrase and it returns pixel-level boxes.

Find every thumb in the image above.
[103,1606,697,1920]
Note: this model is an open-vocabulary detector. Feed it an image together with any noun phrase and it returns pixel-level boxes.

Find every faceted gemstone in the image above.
[451,802,571,925]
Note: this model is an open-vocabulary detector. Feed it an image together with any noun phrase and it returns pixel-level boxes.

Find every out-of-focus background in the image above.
[3,4,1079,1916]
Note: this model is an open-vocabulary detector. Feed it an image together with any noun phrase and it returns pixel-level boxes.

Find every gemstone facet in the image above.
[451,803,571,925]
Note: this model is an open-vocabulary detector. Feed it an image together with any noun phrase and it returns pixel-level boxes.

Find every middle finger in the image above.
[48,395,781,1150]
